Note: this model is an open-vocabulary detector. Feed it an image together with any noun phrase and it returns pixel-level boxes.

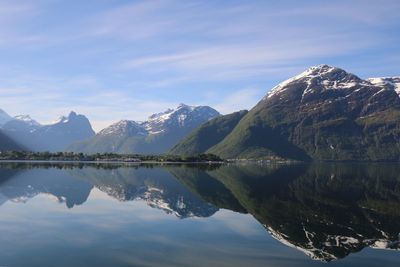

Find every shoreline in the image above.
[0,159,225,164]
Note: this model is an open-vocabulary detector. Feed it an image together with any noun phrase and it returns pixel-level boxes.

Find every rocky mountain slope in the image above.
[209,64,400,161]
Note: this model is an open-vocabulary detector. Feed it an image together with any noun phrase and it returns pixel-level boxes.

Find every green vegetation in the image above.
[208,85,400,161]
[0,151,223,163]
[170,110,248,156]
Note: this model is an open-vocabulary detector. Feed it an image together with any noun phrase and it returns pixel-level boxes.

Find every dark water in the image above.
[0,162,399,267]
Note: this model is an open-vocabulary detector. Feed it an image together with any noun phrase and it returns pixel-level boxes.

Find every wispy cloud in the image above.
[214,88,263,115]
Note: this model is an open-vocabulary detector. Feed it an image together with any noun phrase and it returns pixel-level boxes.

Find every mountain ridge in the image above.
[1,111,95,152]
[68,104,220,154]
[208,64,400,161]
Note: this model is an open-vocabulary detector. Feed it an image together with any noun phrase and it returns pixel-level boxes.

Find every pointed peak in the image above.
[177,103,190,109]
[265,65,362,99]
[311,64,337,70]
[176,103,196,112]
[68,111,78,118]
[300,64,344,77]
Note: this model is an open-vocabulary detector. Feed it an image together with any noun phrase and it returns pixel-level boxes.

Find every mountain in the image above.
[169,110,248,156]
[68,120,148,154]
[0,109,12,127]
[0,130,24,151]
[1,111,95,152]
[209,65,400,161]
[68,104,220,154]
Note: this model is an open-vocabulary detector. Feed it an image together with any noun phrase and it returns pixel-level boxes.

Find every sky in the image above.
[0,0,399,132]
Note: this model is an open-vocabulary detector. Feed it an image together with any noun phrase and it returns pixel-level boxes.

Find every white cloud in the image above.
[214,88,263,115]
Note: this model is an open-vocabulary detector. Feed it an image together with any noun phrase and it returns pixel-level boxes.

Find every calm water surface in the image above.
[0,162,399,267]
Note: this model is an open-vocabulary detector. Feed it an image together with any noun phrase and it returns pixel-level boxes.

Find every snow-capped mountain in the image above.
[98,120,148,137]
[69,104,220,154]
[1,111,95,152]
[143,103,220,135]
[265,64,369,99]
[367,77,400,95]
[14,115,41,127]
[209,64,400,161]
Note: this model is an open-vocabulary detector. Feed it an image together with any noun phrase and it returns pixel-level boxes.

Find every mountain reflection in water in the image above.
[0,162,399,265]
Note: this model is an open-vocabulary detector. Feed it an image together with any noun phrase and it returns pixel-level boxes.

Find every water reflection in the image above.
[0,162,399,265]
[194,164,400,261]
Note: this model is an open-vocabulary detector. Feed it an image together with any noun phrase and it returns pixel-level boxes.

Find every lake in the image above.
[0,162,399,267]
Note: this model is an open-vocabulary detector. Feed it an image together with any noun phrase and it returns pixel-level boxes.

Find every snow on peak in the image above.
[52,116,69,124]
[14,115,41,126]
[367,77,400,96]
[47,111,85,125]
[148,104,195,120]
[144,104,219,134]
[146,104,193,133]
[177,103,195,111]
[95,104,219,136]
[99,120,147,137]
[265,65,364,99]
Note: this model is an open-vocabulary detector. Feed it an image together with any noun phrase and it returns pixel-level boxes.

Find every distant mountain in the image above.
[68,104,220,154]
[68,120,148,154]
[1,111,95,152]
[170,110,248,156]
[209,65,400,161]
[0,109,12,127]
[0,130,23,151]
[14,115,41,127]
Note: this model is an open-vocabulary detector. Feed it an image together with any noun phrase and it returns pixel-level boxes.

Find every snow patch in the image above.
[368,77,400,96]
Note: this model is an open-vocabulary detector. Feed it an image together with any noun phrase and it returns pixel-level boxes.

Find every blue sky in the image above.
[0,0,399,131]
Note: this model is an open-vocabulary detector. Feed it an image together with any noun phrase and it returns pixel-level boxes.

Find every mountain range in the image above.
[174,65,400,161]
[67,104,220,154]
[1,64,400,161]
[0,111,95,152]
